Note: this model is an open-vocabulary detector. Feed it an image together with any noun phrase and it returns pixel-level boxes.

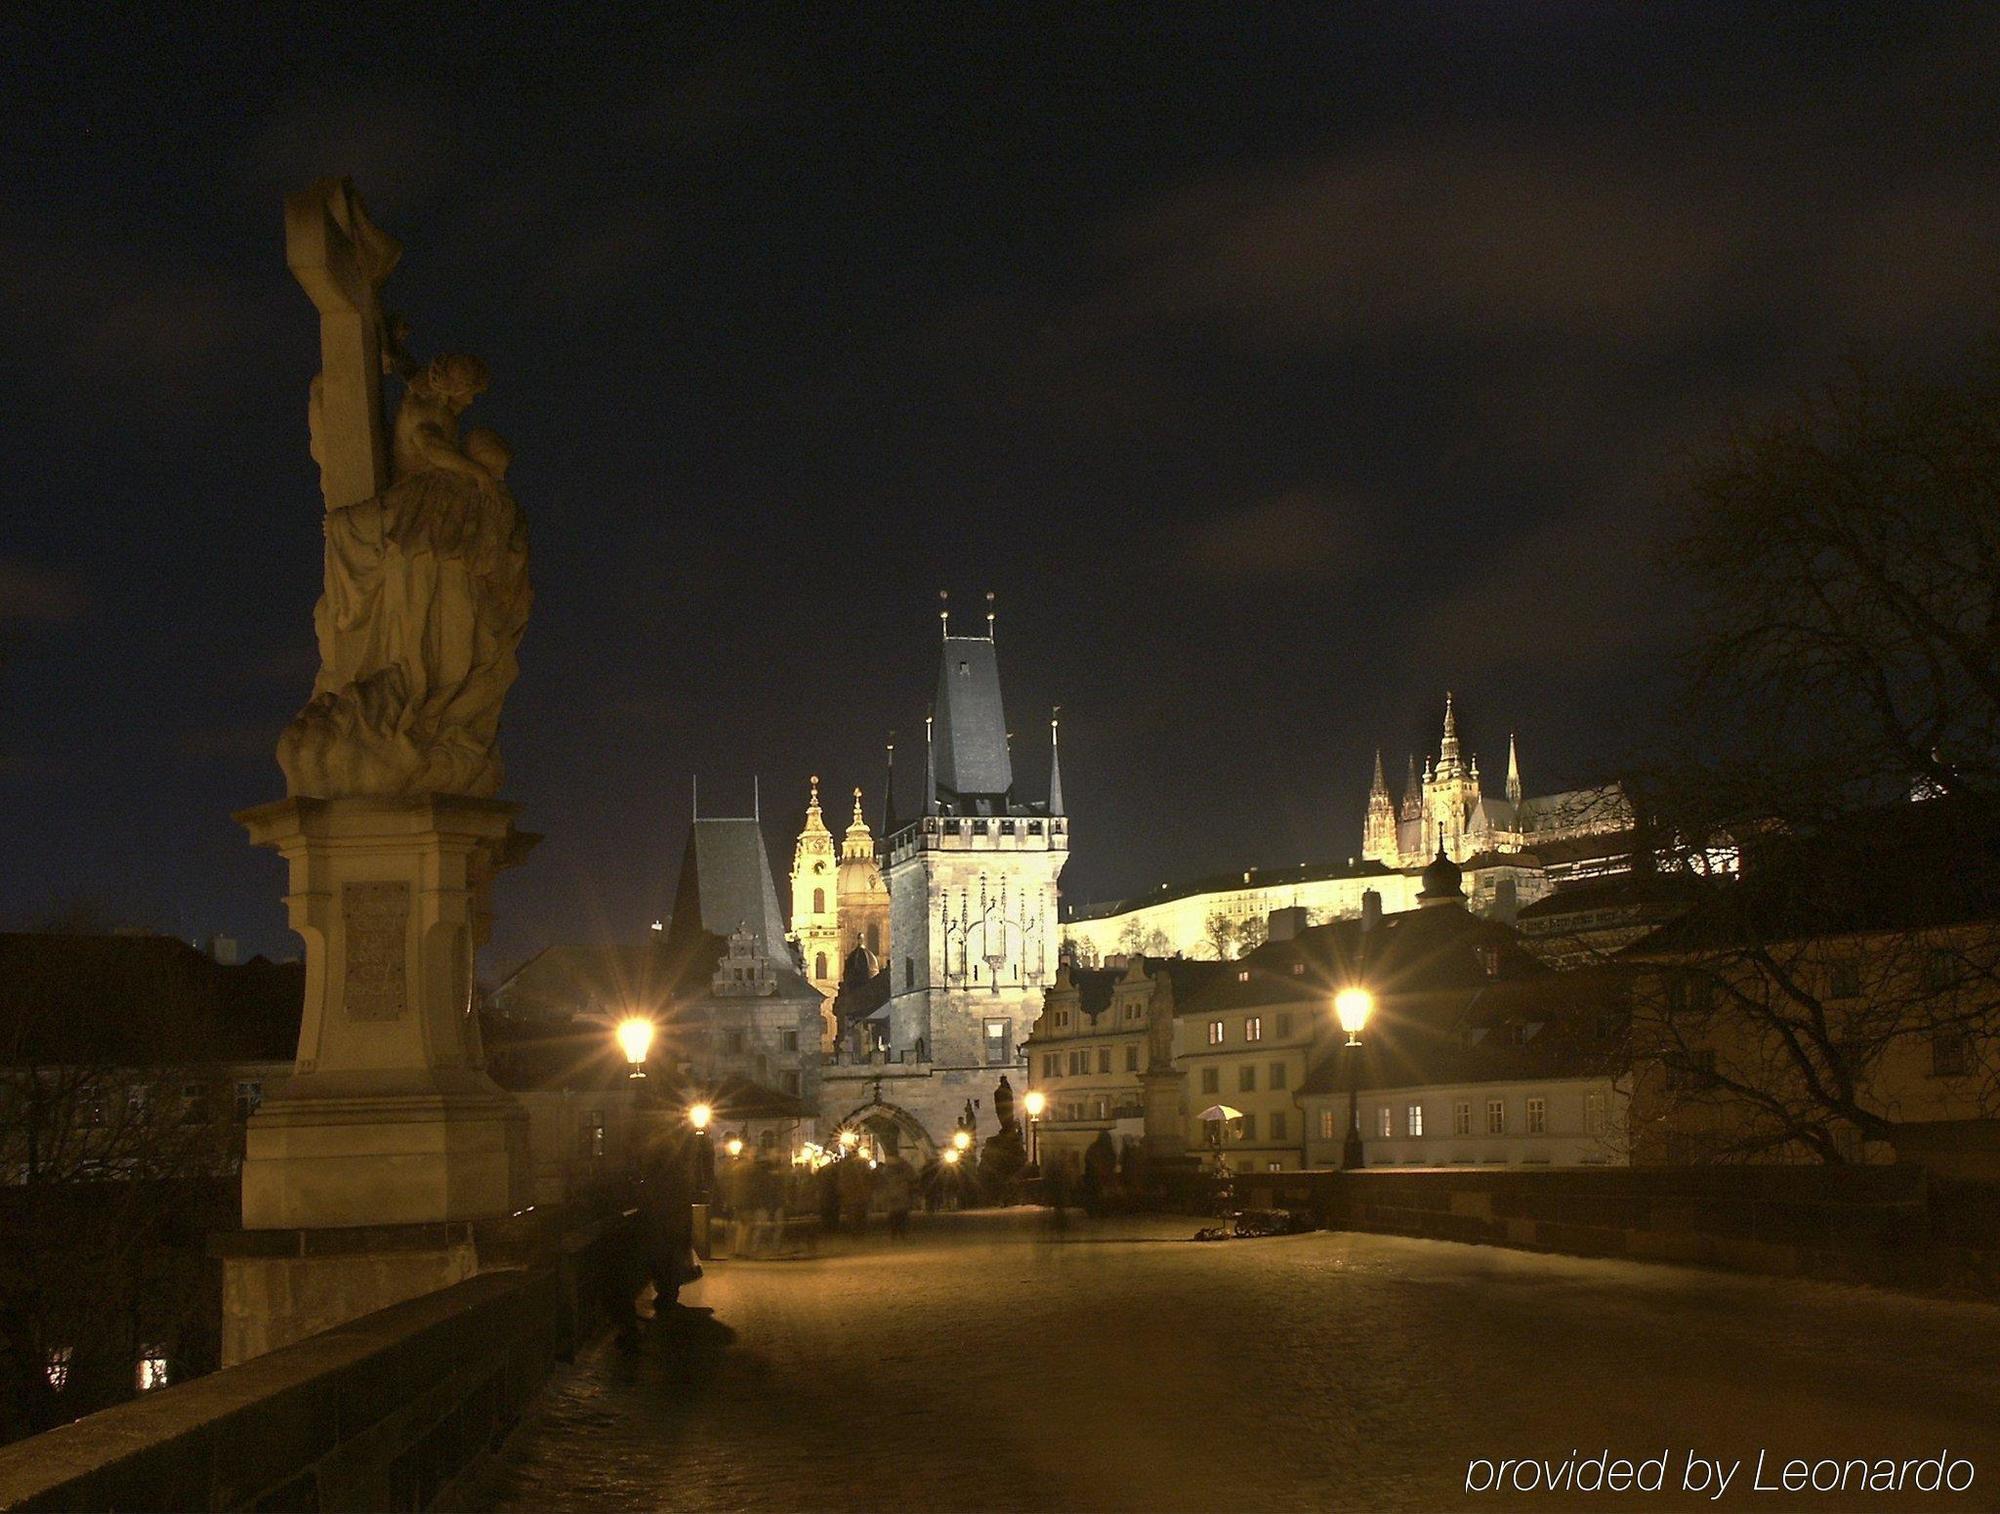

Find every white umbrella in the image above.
[1195,1105,1244,1122]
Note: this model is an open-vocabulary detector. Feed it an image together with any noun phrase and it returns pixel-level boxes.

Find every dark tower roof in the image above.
[665,817,791,960]
[933,634,1013,808]
[1418,844,1466,908]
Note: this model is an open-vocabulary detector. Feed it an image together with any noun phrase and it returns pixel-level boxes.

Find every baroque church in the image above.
[1363,694,1628,868]
[806,600,1069,1160]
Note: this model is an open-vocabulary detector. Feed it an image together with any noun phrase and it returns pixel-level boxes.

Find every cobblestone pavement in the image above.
[475,1209,2000,1511]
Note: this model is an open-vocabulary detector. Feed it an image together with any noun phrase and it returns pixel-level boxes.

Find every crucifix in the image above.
[285,177,402,512]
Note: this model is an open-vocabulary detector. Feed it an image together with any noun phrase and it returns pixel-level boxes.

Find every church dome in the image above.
[1418,844,1465,907]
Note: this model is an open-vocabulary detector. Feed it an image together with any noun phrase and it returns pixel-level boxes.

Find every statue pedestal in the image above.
[1141,1068,1186,1155]
[223,795,535,1361]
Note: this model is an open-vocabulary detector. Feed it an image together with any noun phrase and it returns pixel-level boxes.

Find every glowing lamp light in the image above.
[942,1147,961,1165]
[1023,1090,1047,1119]
[615,1017,655,1075]
[838,1129,859,1150]
[952,1129,972,1152]
[1334,987,1374,1044]
[688,1102,712,1132]
[724,1136,744,1159]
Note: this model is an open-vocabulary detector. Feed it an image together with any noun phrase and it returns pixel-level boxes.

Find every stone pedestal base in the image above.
[228,794,537,1359]
[1141,1068,1186,1155]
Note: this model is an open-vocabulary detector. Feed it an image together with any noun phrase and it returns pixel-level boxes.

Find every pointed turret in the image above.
[1400,753,1423,820]
[1370,749,1389,799]
[1363,747,1398,863]
[1438,691,1462,776]
[1505,732,1522,806]
[881,738,898,837]
[1049,709,1065,816]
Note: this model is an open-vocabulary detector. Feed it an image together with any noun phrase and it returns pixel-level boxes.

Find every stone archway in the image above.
[836,1100,938,1164]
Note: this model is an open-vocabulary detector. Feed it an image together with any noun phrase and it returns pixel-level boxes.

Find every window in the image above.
[136,1347,168,1392]
[782,1071,801,1095]
[1055,1010,1070,1028]
[1068,1051,1083,1076]
[233,1081,263,1122]
[1042,1053,1058,1078]
[178,1082,209,1125]
[1238,1065,1257,1093]
[1453,1100,1471,1136]
[1828,962,1861,1000]
[1319,1109,1336,1140]
[815,952,829,980]
[782,1029,799,1052]
[1094,1095,1109,1120]
[581,1113,606,1158]
[1933,1030,1974,1077]
[1208,1020,1224,1045]
[1268,1161,1283,1172]
[1125,1045,1139,1072]
[1527,1097,1547,1134]
[1240,1113,1256,1140]
[1376,1105,1393,1138]
[1245,1016,1263,1042]
[813,888,825,914]
[1275,1013,1292,1038]
[984,1019,1011,1066]
[1097,1048,1112,1074]
[1585,1092,1607,1135]
[1486,1099,1506,1135]
[44,1346,71,1393]
[1269,1062,1287,1091]
[1291,963,1305,975]
[1270,1111,1287,1141]
[1406,1103,1424,1137]
[1236,970,1251,983]
[1201,1067,1219,1094]
[905,958,914,990]
[760,1127,778,1149]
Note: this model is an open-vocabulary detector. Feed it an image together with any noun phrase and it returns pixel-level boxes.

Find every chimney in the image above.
[1266,906,1310,943]
[1361,890,1383,934]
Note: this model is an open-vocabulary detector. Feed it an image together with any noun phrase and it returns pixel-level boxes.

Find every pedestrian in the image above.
[638,1121,701,1311]
[880,1155,916,1239]
[837,1151,875,1232]
[748,1154,786,1255]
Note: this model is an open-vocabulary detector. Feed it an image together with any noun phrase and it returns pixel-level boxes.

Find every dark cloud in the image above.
[1184,489,1371,582]
[0,559,86,623]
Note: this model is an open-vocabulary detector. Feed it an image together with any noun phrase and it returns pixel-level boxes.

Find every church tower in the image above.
[880,599,1068,1072]
[1424,693,1485,862]
[836,786,891,971]
[788,775,841,996]
[1362,749,1398,863]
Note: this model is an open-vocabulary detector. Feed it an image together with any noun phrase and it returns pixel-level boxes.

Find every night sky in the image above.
[4,6,1998,971]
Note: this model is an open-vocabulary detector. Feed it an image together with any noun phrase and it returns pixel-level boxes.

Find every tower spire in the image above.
[1049,707,1064,816]
[1370,748,1389,798]
[1438,691,1462,776]
[986,590,996,640]
[882,735,898,836]
[1506,731,1522,806]
[924,709,938,814]
[939,589,950,640]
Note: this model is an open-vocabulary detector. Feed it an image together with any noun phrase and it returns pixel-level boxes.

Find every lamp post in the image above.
[615,1017,655,1080]
[1023,1089,1046,1168]
[1334,987,1373,1172]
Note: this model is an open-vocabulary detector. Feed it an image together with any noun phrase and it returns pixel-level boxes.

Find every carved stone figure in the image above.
[276,180,530,799]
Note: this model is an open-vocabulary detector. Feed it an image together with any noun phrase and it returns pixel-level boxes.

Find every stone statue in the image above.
[276,179,530,799]
[992,1074,1017,1137]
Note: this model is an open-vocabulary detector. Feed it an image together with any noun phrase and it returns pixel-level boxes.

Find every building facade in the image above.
[818,615,1068,1159]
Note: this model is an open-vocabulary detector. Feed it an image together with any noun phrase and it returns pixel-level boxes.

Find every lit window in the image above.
[1267,1161,1283,1172]
[1208,1020,1224,1045]
[1245,1017,1262,1042]
[45,1346,71,1392]
[1376,1106,1392,1138]
[984,1019,1010,1066]
[1453,1100,1471,1136]
[1527,1097,1546,1134]
[137,1347,168,1392]
[1319,1109,1336,1140]
[1486,1099,1506,1135]
[1585,1092,1607,1134]
[1407,1103,1423,1137]
[1291,963,1305,976]
[1236,969,1250,983]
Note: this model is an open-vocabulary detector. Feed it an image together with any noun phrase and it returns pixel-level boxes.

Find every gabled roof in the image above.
[664,817,791,961]
[934,635,1012,803]
[0,932,301,1066]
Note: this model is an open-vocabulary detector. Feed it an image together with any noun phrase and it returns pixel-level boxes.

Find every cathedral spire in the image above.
[1049,708,1064,816]
[1506,731,1522,806]
[1439,691,1462,774]
[1370,748,1389,799]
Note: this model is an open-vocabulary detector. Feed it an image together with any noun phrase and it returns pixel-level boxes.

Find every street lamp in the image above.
[837,1128,859,1152]
[615,1017,655,1079]
[724,1135,744,1159]
[1023,1089,1047,1167]
[688,1102,712,1133]
[941,1146,960,1166]
[952,1128,972,1154]
[1334,987,1373,1171]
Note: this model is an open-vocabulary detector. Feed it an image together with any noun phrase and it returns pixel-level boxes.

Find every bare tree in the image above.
[1202,911,1235,961]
